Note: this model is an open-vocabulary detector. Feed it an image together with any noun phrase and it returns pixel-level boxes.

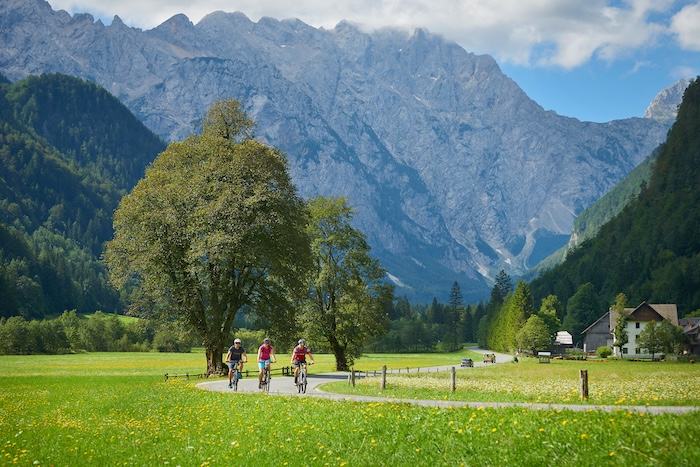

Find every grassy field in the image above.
[1,351,700,466]
[327,356,700,407]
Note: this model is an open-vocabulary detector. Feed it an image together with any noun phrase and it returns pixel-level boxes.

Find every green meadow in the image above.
[331,356,700,407]
[1,351,699,466]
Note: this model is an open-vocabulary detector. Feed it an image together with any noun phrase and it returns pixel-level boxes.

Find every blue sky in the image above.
[48,0,700,123]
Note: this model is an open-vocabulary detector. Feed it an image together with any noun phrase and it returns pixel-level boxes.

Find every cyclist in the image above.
[257,337,276,389]
[225,338,247,389]
[291,339,315,385]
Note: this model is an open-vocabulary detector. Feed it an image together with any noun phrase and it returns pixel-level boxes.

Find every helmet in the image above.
[263,337,271,343]
[298,339,306,344]
[234,338,241,344]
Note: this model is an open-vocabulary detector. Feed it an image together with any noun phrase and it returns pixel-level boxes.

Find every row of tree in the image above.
[367,290,487,352]
[0,310,196,355]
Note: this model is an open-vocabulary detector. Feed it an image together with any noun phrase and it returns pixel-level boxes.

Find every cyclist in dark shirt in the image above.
[225,338,247,388]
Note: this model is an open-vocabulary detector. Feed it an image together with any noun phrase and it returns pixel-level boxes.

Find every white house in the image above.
[610,302,679,358]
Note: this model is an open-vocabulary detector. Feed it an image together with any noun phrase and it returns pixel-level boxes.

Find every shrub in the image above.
[596,346,613,358]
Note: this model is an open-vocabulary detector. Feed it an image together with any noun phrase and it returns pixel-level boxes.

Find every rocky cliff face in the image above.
[0,0,673,302]
[644,78,692,124]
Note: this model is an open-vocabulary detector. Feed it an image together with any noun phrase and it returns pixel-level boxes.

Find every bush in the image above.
[596,346,613,358]
[565,348,586,360]
[153,322,195,353]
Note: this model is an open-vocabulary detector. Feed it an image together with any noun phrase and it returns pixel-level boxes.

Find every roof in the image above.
[554,331,573,345]
[581,311,611,335]
[680,318,700,335]
[609,302,678,329]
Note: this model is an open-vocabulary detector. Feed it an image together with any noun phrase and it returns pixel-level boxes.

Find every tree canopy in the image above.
[105,99,311,374]
[301,196,394,370]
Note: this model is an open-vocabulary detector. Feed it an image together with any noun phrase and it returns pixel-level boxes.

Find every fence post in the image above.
[579,369,589,401]
[380,365,387,390]
[450,367,456,393]
[350,369,356,387]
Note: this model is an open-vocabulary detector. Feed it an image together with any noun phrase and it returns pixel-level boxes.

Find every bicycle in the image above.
[232,361,246,391]
[226,359,246,391]
[296,361,314,394]
[260,361,272,393]
[297,362,308,394]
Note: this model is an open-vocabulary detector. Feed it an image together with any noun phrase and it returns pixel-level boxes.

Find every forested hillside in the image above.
[0,73,166,318]
[528,143,663,276]
[531,77,700,317]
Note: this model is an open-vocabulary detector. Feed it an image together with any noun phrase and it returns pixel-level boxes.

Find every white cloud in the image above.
[670,65,698,80]
[670,2,700,51]
[47,0,687,69]
[624,60,653,76]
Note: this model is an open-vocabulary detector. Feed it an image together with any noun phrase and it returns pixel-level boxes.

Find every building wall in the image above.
[621,320,656,358]
[583,319,612,353]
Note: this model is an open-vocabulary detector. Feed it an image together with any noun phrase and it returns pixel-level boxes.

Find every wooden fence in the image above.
[165,365,294,381]
[350,364,590,400]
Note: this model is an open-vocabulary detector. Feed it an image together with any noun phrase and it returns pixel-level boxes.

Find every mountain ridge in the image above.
[0,0,675,302]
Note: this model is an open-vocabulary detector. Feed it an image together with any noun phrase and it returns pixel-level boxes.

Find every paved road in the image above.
[196,349,698,414]
[198,348,511,395]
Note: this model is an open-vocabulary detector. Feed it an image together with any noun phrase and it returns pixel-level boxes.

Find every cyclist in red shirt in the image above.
[291,339,315,385]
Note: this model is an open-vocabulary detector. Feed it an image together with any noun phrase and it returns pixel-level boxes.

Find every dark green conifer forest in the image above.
[0,73,166,318]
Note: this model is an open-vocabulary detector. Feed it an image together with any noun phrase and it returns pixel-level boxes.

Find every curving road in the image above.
[197,348,513,395]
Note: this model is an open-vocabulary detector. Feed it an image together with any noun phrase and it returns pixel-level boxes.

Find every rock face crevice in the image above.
[0,0,677,301]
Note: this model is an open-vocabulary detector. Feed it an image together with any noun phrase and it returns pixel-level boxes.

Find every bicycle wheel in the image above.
[297,369,303,393]
[264,368,271,393]
[233,369,239,391]
[301,369,307,394]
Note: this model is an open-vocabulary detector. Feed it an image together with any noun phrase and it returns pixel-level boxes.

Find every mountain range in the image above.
[0,0,683,302]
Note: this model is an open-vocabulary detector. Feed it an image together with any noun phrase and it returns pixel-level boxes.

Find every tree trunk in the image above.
[329,337,348,371]
[206,346,226,376]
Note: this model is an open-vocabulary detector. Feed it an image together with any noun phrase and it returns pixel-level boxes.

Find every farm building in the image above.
[582,302,683,358]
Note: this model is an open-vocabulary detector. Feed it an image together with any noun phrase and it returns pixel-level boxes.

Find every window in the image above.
[622,348,628,354]
[635,322,640,329]
[623,322,628,328]
[635,348,640,354]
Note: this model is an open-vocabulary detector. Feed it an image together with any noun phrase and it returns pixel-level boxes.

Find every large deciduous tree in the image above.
[302,196,394,370]
[105,99,311,374]
[515,315,551,354]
